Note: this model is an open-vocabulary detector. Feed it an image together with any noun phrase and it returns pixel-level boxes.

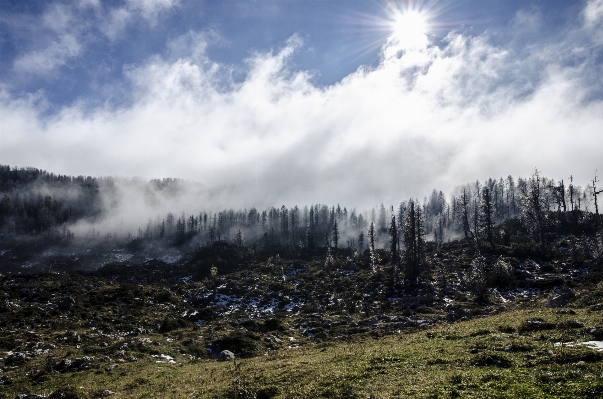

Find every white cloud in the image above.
[584,0,603,46]
[584,0,603,26]
[13,4,83,74]
[2,3,603,216]
[12,0,180,74]
[14,34,82,74]
[102,0,180,40]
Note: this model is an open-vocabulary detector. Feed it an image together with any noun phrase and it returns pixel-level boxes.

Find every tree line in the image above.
[1,166,601,263]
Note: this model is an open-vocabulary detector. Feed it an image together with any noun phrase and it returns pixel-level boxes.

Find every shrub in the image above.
[464,257,487,297]
[474,353,513,368]
[487,257,515,289]
[518,318,556,333]
[158,316,172,332]
[213,331,261,358]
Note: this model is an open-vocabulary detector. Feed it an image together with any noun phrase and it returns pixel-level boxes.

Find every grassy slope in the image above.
[2,307,602,399]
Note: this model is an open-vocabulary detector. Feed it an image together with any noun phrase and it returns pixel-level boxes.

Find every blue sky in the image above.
[0,0,585,107]
[1,0,602,209]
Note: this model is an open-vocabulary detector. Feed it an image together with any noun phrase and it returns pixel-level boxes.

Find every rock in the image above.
[5,352,32,366]
[265,334,282,344]
[547,287,575,308]
[547,295,569,308]
[218,350,235,361]
[562,319,583,329]
[72,356,93,370]
[105,364,119,372]
[586,326,603,340]
[52,358,72,371]
[446,307,471,322]
[130,327,148,336]
[58,296,75,311]
[96,390,114,397]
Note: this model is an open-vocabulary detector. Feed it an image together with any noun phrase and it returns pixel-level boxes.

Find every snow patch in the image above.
[555,341,603,351]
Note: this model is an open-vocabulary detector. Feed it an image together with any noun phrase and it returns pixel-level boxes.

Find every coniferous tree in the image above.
[307,206,315,249]
[234,229,244,247]
[403,199,426,282]
[175,216,186,244]
[460,187,472,241]
[389,206,399,285]
[368,221,377,272]
[358,231,364,252]
[378,203,387,234]
[481,186,495,249]
[332,220,339,249]
[569,175,575,211]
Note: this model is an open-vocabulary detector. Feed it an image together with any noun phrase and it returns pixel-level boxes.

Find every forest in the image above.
[1,163,602,281]
[2,165,603,398]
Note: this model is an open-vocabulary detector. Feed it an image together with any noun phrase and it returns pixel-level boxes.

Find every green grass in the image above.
[2,307,602,398]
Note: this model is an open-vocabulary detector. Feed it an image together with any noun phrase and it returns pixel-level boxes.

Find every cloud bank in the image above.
[2,0,603,211]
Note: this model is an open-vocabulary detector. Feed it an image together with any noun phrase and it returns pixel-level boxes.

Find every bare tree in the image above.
[520,169,550,247]
[592,172,602,218]
[481,186,495,249]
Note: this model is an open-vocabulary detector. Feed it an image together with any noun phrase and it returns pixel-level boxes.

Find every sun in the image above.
[391,10,429,50]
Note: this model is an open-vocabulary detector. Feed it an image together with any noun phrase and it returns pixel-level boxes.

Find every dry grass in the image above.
[3,307,603,398]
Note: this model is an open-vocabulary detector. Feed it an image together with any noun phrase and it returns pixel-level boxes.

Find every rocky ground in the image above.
[1,236,602,398]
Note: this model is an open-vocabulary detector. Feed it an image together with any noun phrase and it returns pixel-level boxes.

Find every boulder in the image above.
[58,296,75,311]
[547,287,575,308]
[586,326,603,340]
[218,350,235,361]
[446,306,471,322]
[72,357,93,371]
[52,358,72,371]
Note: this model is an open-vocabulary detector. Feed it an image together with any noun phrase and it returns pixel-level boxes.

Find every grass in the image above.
[2,307,602,398]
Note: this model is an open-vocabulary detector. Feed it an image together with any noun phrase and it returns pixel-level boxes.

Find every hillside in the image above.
[1,165,603,397]
[1,233,603,398]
